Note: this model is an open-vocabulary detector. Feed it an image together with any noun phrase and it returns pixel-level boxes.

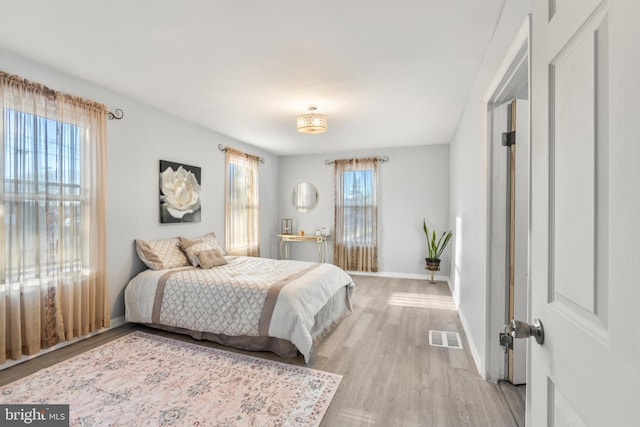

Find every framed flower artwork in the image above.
[159,160,202,223]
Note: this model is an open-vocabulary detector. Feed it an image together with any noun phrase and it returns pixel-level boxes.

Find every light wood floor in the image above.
[0,275,522,427]
[499,381,526,427]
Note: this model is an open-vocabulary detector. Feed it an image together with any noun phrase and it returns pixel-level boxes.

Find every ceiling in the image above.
[0,0,506,156]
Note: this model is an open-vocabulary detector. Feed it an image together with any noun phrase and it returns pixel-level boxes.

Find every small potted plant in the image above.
[423,219,453,273]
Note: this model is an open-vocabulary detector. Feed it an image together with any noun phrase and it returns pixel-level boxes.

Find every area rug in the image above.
[0,331,342,426]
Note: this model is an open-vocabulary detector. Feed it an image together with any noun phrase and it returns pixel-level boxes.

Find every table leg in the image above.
[322,240,327,263]
[317,240,325,263]
[279,240,282,260]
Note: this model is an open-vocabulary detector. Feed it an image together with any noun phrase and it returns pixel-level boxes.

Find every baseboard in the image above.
[454,300,484,378]
[0,316,128,371]
[347,270,450,282]
[110,315,126,328]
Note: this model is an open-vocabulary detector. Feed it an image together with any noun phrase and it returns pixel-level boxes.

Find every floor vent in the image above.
[429,330,463,349]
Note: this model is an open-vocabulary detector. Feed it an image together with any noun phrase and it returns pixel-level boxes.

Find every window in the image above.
[4,110,83,279]
[1,72,109,363]
[340,169,376,246]
[333,158,378,272]
[224,149,260,256]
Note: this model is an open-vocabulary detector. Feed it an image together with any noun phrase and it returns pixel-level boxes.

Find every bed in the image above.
[125,234,354,363]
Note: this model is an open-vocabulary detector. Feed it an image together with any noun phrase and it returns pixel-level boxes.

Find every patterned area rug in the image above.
[0,331,342,426]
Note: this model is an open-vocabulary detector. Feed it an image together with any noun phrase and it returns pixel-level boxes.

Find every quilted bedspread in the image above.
[125,256,354,362]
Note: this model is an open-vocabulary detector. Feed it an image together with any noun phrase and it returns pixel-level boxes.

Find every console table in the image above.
[277,234,328,263]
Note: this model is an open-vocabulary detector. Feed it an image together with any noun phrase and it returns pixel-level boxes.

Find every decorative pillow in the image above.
[195,248,228,269]
[179,233,226,267]
[136,237,189,270]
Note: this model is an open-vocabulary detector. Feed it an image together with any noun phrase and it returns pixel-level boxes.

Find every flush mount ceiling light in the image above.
[296,105,327,134]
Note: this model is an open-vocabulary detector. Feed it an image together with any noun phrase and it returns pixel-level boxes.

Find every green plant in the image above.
[423,219,453,260]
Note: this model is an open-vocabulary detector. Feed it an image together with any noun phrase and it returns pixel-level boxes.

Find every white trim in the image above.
[0,316,127,371]
[347,270,449,282]
[110,315,127,328]
[481,15,531,382]
[457,300,484,375]
[483,17,532,103]
[447,274,483,376]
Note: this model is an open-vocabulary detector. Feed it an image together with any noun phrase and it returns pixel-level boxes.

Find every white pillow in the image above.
[135,237,189,270]
[178,232,226,267]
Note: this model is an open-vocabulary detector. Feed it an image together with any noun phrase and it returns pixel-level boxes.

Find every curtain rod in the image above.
[324,155,389,166]
[106,108,124,120]
[218,144,265,164]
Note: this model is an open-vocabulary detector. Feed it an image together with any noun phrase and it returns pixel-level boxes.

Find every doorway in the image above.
[485,27,530,385]
[483,17,530,422]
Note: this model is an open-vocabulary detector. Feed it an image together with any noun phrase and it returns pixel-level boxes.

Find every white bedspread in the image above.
[125,256,354,362]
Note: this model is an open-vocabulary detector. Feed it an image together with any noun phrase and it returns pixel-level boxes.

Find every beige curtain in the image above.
[0,72,109,364]
[333,158,378,272]
[225,148,260,256]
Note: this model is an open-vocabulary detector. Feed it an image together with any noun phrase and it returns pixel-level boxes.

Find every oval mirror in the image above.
[293,182,319,212]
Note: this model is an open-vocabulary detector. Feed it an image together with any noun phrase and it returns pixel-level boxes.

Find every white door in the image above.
[529,0,640,425]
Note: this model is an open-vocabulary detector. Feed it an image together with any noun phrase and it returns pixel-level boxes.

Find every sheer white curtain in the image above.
[225,148,260,256]
[333,158,378,272]
[0,72,109,363]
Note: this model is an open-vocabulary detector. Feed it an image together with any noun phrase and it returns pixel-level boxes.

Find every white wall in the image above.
[448,0,531,374]
[0,49,280,320]
[279,144,450,277]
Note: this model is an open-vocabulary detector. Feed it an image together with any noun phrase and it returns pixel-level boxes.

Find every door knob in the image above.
[505,319,544,345]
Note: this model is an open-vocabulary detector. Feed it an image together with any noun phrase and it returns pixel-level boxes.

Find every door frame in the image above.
[481,16,531,383]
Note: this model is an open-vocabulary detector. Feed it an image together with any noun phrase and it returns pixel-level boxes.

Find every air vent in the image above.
[429,330,463,349]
